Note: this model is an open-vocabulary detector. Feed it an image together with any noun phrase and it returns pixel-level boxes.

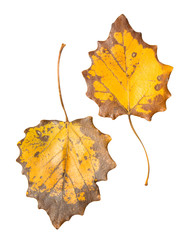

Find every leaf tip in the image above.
[53,222,62,230]
[115,13,127,23]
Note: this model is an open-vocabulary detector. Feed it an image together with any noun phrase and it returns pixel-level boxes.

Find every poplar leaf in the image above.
[82,14,173,121]
[82,14,173,185]
[17,44,116,229]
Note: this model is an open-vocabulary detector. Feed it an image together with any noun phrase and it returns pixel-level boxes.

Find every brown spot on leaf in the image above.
[36,130,42,136]
[132,52,137,57]
[41,135,49,142]
[154,84,162,91]
[34,151,40,157]
[157,75,161,81]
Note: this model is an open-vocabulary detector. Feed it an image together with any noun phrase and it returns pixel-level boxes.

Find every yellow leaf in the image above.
[82,14,173,185]
[17,117,116,229]
[83,14,173,121]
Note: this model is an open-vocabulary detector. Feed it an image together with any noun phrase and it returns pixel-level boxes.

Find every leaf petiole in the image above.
[128,114,150,186]
[57,43,69,122]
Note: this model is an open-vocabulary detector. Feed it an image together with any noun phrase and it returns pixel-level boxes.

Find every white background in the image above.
[0,0,187,239]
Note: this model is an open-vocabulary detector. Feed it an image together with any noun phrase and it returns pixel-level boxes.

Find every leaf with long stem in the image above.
[17,44,116,229]
[82,14,173,185]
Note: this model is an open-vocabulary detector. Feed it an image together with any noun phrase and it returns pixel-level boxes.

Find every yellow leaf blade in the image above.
[83,14,173,121]
[17,117,116,229]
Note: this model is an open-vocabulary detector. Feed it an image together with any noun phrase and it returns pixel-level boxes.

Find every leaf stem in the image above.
[57,43,69,122]
[128,114,150,186]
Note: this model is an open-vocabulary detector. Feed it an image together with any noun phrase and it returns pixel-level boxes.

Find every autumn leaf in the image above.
[82,14,173,120]
[82,14,173,185]
[17,44,116,229]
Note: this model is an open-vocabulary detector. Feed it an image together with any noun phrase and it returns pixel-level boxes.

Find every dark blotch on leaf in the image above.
[154,84,162,91]
[41,135,49,142]
[34,151,40,157]
[132,52,137,57]
[157,75,161,81]
[78,160,82,165]
[36,130,42,136]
